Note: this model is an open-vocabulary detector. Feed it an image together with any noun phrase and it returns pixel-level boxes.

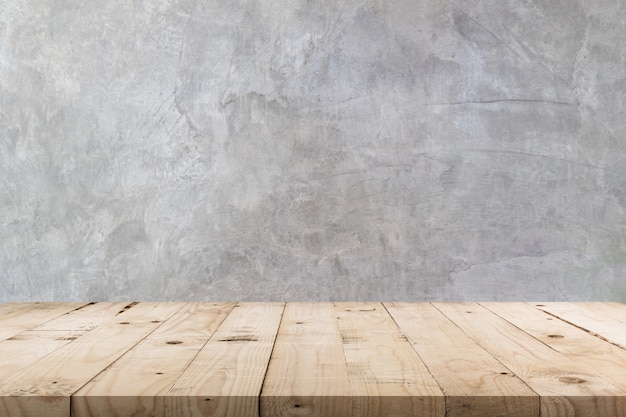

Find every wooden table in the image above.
[0,302,625,417]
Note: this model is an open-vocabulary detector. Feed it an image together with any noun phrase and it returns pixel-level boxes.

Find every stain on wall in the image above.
[1,0,626,301]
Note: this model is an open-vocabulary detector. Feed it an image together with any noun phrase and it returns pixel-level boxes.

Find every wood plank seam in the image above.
[429,303,542,401]
[167,302,285,417]
[8,302,93,333]
[72,302,237,417]
[383,303,453,417]
[70,303,188,396]
[478,303,568,355]
[390,302,541,417]
[530,304,626,350]
[0,302,92,342]
[0,302,189,417]
[257,302,286,417]
[3,303,626,417]
[158,303,238,386]
[482,302,626,396]
[0,302,131,381]
[435,302,626,416]
[260,303,354,417]
[380,303,450,401]
[431,302,538,379]
[61,303,188,417]
[539,302,626,348]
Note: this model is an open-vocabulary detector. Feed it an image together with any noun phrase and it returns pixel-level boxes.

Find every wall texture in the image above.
[1,0,626,302]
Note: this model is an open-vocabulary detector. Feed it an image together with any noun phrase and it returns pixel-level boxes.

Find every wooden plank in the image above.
[30,302,130,332]
[385,302,539,417]
[0,302,184,417]
[0,302,127,379]
[0,303,34,314]
[0,302,87,341]
[534,302,626,348]
[0,303,52,317]
[434,302,626,417]
[260,302,352,417]
[334,302,444,417]
[482,302,626,393]
[165,302,284,417]
[72,302,236,417]
[576,302,626,324]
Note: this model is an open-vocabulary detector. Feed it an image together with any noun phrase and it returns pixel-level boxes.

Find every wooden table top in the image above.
[0,302,625,417]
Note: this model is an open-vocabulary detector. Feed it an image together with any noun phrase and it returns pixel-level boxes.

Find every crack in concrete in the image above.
[465,12,531,64]
[426,98,576,106]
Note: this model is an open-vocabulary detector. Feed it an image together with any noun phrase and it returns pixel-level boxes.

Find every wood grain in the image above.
[576,302,626,324]
[0,303,87,342]
[483,302,626,392]
[261,302,352,417]
[434,302,626,417]
[386,302,539,417]
[0,302,184,417]
[165,302,284,417]
[0,302,625,417]
[534,302,626,348]
[73,303,236,417]
[0,302,126,380]
[30,302,129,332]
[335,302,445,417]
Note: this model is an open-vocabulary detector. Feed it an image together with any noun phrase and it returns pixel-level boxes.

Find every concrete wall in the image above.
[1,0,626,302]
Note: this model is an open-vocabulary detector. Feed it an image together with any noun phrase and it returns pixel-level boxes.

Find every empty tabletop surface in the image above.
[1,302,626,417]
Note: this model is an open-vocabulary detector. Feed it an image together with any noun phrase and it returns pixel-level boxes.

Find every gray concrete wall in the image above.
[1,0,625,302]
